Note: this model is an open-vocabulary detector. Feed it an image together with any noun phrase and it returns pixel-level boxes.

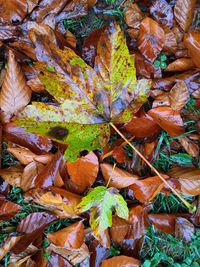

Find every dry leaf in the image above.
[0,165,23,187]
[150,0,173,28]
[0,50,31,123]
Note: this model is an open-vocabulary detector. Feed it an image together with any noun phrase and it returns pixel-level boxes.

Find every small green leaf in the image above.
[160,55,167,61]
[154,60,160,67]
[171,153,193,165]
[76,186,129,235]
[160,62,167,69]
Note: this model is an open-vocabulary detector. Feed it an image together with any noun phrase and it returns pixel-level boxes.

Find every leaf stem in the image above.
[106,162,117,188]
[110,122,196,212]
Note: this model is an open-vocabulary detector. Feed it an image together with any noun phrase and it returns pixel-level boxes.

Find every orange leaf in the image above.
[184,32,200,69]
[148,106,185,137]
[112,146,127,164]
[47,221,84,249]
[66,151,98,187]
[163,26,177,53]
[178,136,199,157]
[7,146,38,165]
[0,200,21,220]
[101,255,140,267]
[124,2,143,28]
[0,50,32,123]
[169,81,189,111]
[100,163,139,189]
[174,0,196,31]
[165,58,195,72]
[109,215,129,243]
[137,17,165,62]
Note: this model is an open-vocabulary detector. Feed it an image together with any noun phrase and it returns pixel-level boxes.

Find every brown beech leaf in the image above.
[0,0,27,25]
[127,175,168,204]
[7,146,39,165]
[3,123,52,154]
[169,81,189,111]
[175,217,195,243]
[66,151,98,187]
[10,41,37,61]
[109,215,129,243]
[165,58,195,72]
[149,213,190,234]
[126,205,149,240]
[27,77,46,93]
[100,163,139,189]
[0,235,23,260]
[178,136,199,157]
[0,165,23,187]
[9,244,38,266]
[47,221,84,249]
[152,92,170,109]
[89,239,110,267]
[47,252,72,267]
[124,107,161,138]
[101,255,140,267]
[137,17,165,62]
[148,106,185,137]
[95,229,111,249]
[33,151,64,188]
[163,26,177,53]
[124,2,143,28]
[0,199,21,220]
[150,0,173,28]
[47,243,89,265]
[24,187,81,218]
[112,146,127,164]
[0,50,31,123]
[184,32,200,69]
[174,0,196,32]
[168,167,200,196]
[11,212,57,254]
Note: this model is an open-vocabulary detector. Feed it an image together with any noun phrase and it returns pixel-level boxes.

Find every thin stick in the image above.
[106,162,117,188]
[110,122,196,212]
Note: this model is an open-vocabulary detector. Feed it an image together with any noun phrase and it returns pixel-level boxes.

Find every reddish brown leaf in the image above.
[150,0,173,28]
[169,81,189,111]
[0,50,32,123]
[163,26,177,53]
[95,229,111,249]
[126,205,149,240]
[47,221,84,249]
[0,235,23,260]
[101,255,140,267]
[100,163,139,189]
[0,165,23,187]
[168,167,200,196]
[175,217,195,243]
[89,240,110,267]
[124,2,143,28]
[109,215,129,243]
[184,32,200,69]
[3,123,52,154]
[0,0,27,25]
[67,151,98,187]
[27,77,46,93]
[0,199,21,220]
[148,106,185,137]
[112,146,127,164]
[11,212,57,254]
[174,0,196,31]
[47,252,72,267]
[9,244,38,266]
[10,41,37,60]
[128,175,168,204]
[137,17,165,62]
[165,58,195,72]
[178,136,199,157]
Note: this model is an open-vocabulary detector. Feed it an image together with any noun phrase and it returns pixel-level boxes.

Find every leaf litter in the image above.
[0,0,200,266]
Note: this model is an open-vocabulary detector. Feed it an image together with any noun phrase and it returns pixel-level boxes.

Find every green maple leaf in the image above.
[76,186,129,235]
[15,22,151,162]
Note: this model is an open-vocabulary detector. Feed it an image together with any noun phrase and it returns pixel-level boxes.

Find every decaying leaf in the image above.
[76,186,129,235]
[0,50,32,123]
[15,22,151,162]
[175,217,195,243]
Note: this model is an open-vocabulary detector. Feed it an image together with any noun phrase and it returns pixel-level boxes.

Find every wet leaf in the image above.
[0,165,23,187]
[76,186,129,235]
[112,146,127,164]
[9,244,38,266]
[137,17,165,62]
[175,217,195,243]
[168,81,189,111]
[0,199,21,220]
[148,106,185,137]
[100,163,139,189]
[89,239,110,267]
[7,146,40,165]
[124,2,143,28]
[47,252,72,267]
[47,221,84,249]
[150,0,173,28]
[0,50,32,123]
[165,58,195,72]
[174,0,196,31]
[184,32,200,69]
[0,0,27,25]
[66,151,98,187]
[101,255,140,267]
[168,167,200,196]
[127,175,167,204]
[15,22,151,163]
[163,26,177,53]
[0,235,23,260]
[178,136,199,157]
[109,215,129,243]
[3,123,52,154]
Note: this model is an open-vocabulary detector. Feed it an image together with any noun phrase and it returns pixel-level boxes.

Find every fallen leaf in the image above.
[27,77,46,93]
[168,81,189,111]
[109,215,129,243]
[47,252,72,267]
[7,146,39,165]
[178,136,199,157]
[184,32,200,69]
[0,50,32,123]
[148,106,185,137]
[101,255,140,267]
[0,235,23,260]
[124,2,143,28]
[112,146,127,164]
[163,26,177,53]
[0,199,21,220]
[174,0,196,31]
[9,244,38,266]
[47,221,84,249]
[150,0,173,28]
[137,17,165,62]
[66,151,98,187]
[100,163,139,189]
[89,239,110,267]
[0,165,23,187]
[168,167,200,196]
[175,217,195,243]
[165,58,195,72]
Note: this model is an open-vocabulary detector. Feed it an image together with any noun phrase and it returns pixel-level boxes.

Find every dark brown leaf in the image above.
[0,199,21,220]
[175,217,195,243]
